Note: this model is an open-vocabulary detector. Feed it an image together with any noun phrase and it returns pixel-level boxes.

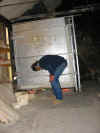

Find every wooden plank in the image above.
[0,47,10,53]
[0,64,11,67]
[0,81,11,83]
[0,57,10,62]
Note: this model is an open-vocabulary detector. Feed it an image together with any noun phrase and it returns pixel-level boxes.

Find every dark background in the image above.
[74,12,100,82]
[57,0,100,82]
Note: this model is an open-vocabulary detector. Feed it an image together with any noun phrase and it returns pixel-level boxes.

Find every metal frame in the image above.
[71,16,81,92]
[65,16,81,92]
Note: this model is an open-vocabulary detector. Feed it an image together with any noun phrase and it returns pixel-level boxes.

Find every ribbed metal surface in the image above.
[13,17,77,90]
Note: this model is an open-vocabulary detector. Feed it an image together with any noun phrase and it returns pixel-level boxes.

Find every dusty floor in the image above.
[0,81,100,133]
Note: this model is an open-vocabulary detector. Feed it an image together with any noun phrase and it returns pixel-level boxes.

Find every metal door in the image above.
[12,16,80,91]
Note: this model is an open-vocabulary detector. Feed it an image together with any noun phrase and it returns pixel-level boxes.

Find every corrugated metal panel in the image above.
[13,17,77,90]
[13,18,65,33]
[15,54,75,88]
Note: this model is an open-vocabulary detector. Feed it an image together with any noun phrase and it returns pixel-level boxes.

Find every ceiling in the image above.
[0,0,63,20]
[0,0,38,20]
[0,0,100,22]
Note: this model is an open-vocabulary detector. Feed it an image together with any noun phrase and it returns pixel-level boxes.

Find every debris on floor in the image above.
[0,99,19,124]
[13,91,35,109]
[0,110,10,124]
[0,84,19,125]
[12,87,73,109]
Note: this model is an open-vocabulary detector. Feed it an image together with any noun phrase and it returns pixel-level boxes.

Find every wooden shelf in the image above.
[0,57,10,62]
[0,64,11,67]
[0,47,10,53]
[0,48,11,67]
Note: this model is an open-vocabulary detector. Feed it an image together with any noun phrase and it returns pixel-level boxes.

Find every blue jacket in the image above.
[38,55,67,75]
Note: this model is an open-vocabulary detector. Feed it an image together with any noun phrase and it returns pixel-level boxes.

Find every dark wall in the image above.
[74,11,100,81]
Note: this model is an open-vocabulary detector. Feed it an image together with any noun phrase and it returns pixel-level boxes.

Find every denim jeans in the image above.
[50,62,67,100]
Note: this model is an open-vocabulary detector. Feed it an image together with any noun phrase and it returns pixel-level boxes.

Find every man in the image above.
[31,55,67,104]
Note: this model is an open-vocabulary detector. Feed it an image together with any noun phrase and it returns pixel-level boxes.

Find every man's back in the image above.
[39,55,67,74]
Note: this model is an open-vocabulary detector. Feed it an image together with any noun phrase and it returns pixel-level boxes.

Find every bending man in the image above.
[31,55,67,104]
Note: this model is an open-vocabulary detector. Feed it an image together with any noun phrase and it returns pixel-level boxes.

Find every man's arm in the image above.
[49,74,55,82]
[48,65,55,75]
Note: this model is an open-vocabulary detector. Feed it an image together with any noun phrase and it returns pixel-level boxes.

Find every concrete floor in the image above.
[0,81,100,133]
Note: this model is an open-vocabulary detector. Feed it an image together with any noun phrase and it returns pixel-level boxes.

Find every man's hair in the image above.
[31,61,39,71]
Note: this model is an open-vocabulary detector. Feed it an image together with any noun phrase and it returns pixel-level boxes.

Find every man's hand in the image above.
[49,75,55,82]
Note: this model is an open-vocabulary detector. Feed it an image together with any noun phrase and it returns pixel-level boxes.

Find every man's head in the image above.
[31,61,41,71]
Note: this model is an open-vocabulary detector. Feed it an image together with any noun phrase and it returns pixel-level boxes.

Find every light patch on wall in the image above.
[32,35,56,44]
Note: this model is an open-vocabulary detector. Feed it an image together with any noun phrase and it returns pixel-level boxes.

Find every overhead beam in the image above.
[11,3,100,24]
[0,15,11,26]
